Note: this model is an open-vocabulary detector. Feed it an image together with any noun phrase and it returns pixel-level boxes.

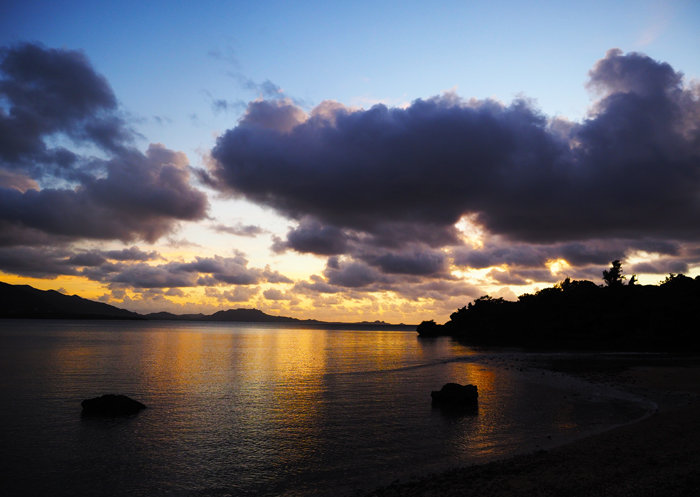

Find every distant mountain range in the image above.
[0,281,413,329]
[0,281,141,320]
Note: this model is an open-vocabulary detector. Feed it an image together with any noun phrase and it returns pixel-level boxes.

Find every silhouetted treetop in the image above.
[603,259,625,287]
[417,260,700,351]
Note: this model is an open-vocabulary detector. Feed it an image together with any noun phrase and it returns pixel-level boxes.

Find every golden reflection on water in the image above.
[52,343,97,373]
[42,323,608,475]
[441,360,504,457]
[267,329,327,465]
[147,330,206,392]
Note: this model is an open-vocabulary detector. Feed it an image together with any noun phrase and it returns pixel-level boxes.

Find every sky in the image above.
[1,0,699,323]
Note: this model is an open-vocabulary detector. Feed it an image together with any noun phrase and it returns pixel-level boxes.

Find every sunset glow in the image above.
[1,1,699,323]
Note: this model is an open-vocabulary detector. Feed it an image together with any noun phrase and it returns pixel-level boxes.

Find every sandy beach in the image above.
[365,355,700,497]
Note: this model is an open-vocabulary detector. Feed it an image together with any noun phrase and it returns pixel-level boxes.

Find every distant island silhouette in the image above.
[0,281,411,329]
[417,261,700,351]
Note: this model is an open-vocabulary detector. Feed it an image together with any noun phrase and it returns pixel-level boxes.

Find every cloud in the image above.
[360,247,448,276]
[323,257,387,288]
[0,244,159,278]
[0,169,38,192]
[586,48,680,98]
[0,42,124,167]
[0,43,208,246]
[104,246,160,261]
[236,98,306,133]
[223,287,259,302]
[102,263,197,288]
[275,217,349,255]
[394,279,481,301]
[487,268,529,285]
[293,274,344,294]
[629,259,689,275]
[175,254,265,286]
[0,144,208,242]
[262,265,293,284]
[0,246,78,278]
[211,98,247,115]
[210,50,700,249]
[211,222,266,237]
[206,286,259,302]
[76,253,292,289]
[263,288,292,300]
[68,252,106,267]
[237,76,285,99]
[452,238,681,269]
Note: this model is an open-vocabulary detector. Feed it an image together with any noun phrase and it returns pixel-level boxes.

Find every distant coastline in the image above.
[0,281,413,330]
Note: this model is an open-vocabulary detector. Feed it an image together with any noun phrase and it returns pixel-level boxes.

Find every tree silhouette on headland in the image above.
[602,259,625,287]
[417,261,700,351]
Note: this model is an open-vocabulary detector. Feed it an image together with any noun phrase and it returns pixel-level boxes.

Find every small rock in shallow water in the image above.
[81,394,146,417]
[431,383,478,406]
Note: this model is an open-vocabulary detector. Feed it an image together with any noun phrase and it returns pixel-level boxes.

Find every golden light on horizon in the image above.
[454,214,485,248]
[546,258,570,276]
[0,272,108,300]
[624,250,660,266]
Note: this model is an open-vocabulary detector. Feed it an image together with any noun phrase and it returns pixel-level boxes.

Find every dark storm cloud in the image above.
[365,222,459,249]
[629,259,689,275]
[453,238,682,270]
[68,252,107,267]
[586,48,681,98]
[276,217,350,255]
[317,253,448,290]
[0,43,208,246]
[0,244,162,278]
[359,248,448,276]
[0,144,208,242]
[323,258,387,288]
[0,43,126,168]
[0,246,78,278]
[65,247,160,267]
[0,223,73,247]
[211,50,700,250]
[453,244,549,269]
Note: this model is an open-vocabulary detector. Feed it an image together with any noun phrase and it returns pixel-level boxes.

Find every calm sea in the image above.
[0,320,650,496]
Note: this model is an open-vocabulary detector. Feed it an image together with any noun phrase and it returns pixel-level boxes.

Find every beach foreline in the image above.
[364,355,700,497]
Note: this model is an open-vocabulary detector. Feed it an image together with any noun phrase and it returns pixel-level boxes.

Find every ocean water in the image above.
[0,320,650,496]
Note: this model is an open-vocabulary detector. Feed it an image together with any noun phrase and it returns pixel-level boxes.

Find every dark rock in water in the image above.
[81,394,146,417]
[431,383,478,407]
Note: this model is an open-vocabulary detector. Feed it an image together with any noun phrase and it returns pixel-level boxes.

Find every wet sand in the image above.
[365,355,700,497]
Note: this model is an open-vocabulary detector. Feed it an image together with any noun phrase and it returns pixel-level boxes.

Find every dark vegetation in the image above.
[417,261,700,350]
